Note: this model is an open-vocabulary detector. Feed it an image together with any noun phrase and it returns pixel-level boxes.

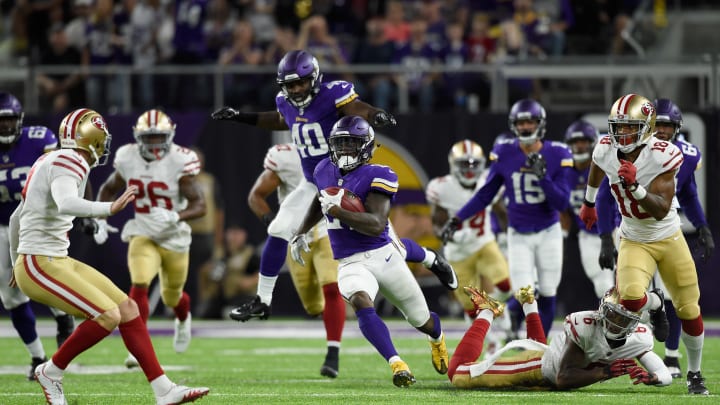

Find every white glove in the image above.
[147,207,180,227]
[319,189,344,215]
[290,234,310,265]
[93,219,119,244]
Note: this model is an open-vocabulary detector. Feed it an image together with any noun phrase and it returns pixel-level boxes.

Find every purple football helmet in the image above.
[329,116,375,171]
[0,92,24,145]
[564,120,598,163]
[653,98,683,141]
[508,98,546,145]
[276,50,322,108]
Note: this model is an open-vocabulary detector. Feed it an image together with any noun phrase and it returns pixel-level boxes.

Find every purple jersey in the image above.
[674,138,707,228]
[276,80,358,181]
[569,165,618,234]
[173,0,208,56]
[0,126,57,223]
[313,158,397,259]
[456,138,574,232]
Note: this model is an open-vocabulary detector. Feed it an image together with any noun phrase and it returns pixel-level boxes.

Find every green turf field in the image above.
[0,318,717,404]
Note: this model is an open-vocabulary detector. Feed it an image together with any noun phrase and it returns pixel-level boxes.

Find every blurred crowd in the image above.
[1,0,655,114]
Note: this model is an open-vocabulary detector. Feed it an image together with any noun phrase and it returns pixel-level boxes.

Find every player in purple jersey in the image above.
[441,99,574,336]
[289,116,449,387]
[644,99,713,381]
[0,92,75,380]
[211,50,453,322]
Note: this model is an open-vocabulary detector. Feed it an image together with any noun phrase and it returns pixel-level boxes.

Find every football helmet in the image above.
[0,92,24,145]
[328,116,375,171]
[59,108,111,167]
[133,109,176,161]
[598,288,640,341]
[608,94,656,153]
[564,120,598,163]
[653,98,683,142]
[277,50,322,108]
[508,99,546,145]
[448,139,485,187]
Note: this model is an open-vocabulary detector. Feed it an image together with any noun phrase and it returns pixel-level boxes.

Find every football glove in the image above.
[605,358,637,378]
[93,219,119,245]
[319,189,344,215]
[697,225,714,264]
[618,159,638,189]
[80,217,98,235]
[290,234,310,265]
[440,216,461,244]
[211,107,258,125]
[525,152,547,178]
[579,201,597,230]
[628,366,658,385]
[372,111,397,127]
[599,233,617,271]
[146,207,180,232]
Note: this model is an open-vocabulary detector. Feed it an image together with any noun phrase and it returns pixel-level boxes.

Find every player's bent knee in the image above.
[676,303,700,320]
[619,283,646,301]
[96,307,121,329]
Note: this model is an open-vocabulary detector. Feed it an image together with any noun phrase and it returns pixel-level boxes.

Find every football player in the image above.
[579,94,709,395]
[448,285,672,390]
[560,120,616,298]
[0,92,75,380]
[441,99,574,335]
[212,50,455,321]
[426,140,511,319]
[290,116,449,387]
[9,108,209,404]
[645,99,713,380]
[96,109,206,367]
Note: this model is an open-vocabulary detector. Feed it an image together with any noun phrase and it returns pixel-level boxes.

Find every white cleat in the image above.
[173,313,192,353]
[125,353,140,369]
[34,362,68,405]
[156,384,209,405]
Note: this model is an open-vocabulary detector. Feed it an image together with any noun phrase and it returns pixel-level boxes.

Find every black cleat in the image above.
[320,348,339,378]
[687,371,710,395]
[28,356,47,381]
[229,296,271,322]
[55,314,75,348]
[427,249,458,290]
[664,356,682,379]
[648,289,669,342]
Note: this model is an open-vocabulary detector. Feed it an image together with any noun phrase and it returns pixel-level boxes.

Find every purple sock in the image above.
[10,302,39,344]
[401,238,426,262]
[356,307,398,361]
[428,311,442,339]
[664,300,681,351]
[259,236,288,277]
[507,296,525,326]
[537,295,557,335]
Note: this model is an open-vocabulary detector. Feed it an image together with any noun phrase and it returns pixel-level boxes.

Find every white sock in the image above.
[150,374,174,397]
[681,331,704,372]
[665,348,680,358]
[388,355,402,365]
[523,301,538,315]
[257,275,278,304]
[641,291,661,312]
[428,331,443,343]
[421,248,435,268]
[26,337,45,359]
[44,359,63,378]
[476,310,494,323]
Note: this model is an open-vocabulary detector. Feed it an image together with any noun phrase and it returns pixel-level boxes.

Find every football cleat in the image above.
[390,361,416,388]
[124,353,139,369]
[229,296,271,322]
[514,285,536,305]
[28,356,47,381]
[427,249,458,290]
[34,361,67,405]
[428,334,449,374]
[173,313,192,353]
[155,384,209,405]
[465,286,505,319]
[54,315,75,348]
[664,356,681,379]
[648,289,669,342]
[687,371,709,395]
[320,349,339,378]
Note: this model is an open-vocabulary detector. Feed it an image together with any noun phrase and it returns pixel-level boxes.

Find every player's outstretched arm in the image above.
[635,351,672,386]
[211,107,288,130]
[339,100,396,128]
[556,339,621,389]
[110,186,137,215]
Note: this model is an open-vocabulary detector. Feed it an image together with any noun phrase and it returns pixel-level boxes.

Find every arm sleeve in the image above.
[596,179,617,234]
[638,350,672,386]
[676,175,708,229]
[455,167,503,221]
[8,202,22,265]
[51,176,112,217]
[538,166,572,211]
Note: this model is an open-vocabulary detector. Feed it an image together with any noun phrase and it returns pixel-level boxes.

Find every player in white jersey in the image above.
[448,285,671,390]
[97,109,206,367]
[9,108,209,405]
[578,94,708,394]
[426,140,511,320]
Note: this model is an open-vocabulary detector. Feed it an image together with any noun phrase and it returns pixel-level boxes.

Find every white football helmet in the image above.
[598,288,640,341]
[133,109,176,161]
[448,139,485,187]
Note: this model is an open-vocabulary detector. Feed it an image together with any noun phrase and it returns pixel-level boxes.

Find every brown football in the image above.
[323,187,366,212]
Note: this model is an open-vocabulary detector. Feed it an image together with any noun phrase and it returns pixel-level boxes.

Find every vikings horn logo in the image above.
[641,102,654,117]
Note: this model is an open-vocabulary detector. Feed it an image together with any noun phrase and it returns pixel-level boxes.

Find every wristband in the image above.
[583,199,595,208]
[584,185,598,204]
[631,184,647,200]
[236,112,259,125]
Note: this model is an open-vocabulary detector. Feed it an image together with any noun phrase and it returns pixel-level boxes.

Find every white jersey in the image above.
[541,310,655,385]
[16,150,92,257]
[426,172,494,261]
[592,135,683,242]
[114,143,200,251]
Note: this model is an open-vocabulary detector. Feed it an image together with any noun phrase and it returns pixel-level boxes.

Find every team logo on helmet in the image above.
[92,116,106,130]
[641,102,654,117]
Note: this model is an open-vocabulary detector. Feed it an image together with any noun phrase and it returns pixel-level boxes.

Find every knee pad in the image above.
[676,302,700,320]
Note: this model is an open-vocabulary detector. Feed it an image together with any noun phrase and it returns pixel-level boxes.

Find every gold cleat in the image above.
[464,286,505,319]
[428,334,449,375]
[514,285,536,305]
[390,360,416,388]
